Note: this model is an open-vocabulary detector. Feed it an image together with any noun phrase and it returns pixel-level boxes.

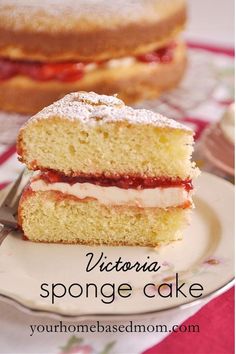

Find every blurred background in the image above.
[187,0,234,46]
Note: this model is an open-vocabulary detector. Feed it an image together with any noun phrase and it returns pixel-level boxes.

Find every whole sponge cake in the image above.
[17,91,198,246]
[0,0,186,61]
[0,0,187,114]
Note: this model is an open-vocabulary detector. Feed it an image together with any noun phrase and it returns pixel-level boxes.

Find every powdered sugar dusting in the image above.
[0,0,185,31]
[70,91,124,107]
[28,91,192,131]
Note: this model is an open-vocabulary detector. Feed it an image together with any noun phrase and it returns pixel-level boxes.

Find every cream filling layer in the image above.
[85,57,136,72]
[31,179,192,208]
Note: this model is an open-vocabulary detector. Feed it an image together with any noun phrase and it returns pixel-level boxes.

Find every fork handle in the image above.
[0,224,14,245]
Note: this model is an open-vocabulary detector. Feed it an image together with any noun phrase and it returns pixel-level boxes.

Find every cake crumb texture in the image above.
[19,190,189,246]
[17,92,197,179]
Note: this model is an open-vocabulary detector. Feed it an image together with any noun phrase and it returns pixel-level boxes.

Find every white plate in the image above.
[0,172,234,320]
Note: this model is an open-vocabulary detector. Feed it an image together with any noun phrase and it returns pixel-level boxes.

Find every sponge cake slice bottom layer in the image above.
[19,189,190,246]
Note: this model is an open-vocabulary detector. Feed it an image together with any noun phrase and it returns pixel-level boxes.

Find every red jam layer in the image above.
[137,42,176,63]
[0,42,176,82]
[37,171,193,191]
[0,60,85,82]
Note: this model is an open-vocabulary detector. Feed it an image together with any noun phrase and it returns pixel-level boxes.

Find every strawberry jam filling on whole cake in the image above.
[0,42,176,82]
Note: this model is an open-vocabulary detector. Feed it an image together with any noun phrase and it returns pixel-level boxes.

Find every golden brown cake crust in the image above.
[0,42,187,114]
[0,1,186,61]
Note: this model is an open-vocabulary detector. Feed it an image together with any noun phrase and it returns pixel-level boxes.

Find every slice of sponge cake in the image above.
[17,91,198,246]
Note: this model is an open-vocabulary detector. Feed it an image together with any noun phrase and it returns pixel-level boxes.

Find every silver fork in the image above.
[0,169,29,244]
